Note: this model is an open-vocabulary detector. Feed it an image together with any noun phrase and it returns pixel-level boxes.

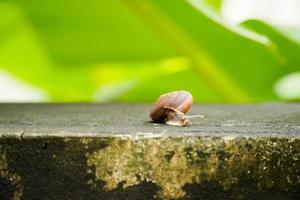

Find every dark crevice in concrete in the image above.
[183,181,230,200]
[0,177,15,200]
[183,179,300,200]
[93,181,161,200]
[2,138,108,200]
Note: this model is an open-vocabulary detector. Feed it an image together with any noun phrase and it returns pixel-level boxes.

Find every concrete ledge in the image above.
[0,103,299,199]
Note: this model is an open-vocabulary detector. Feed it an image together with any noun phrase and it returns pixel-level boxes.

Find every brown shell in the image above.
[150,90,193,122]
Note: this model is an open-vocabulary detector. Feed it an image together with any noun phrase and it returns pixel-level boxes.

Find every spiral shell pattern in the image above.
[150,90,193,122]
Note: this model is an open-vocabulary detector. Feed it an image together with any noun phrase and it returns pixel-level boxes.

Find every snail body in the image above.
[150,90,201,126]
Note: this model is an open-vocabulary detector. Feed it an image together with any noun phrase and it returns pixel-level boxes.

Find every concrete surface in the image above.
[0,103,299,137]
[0,103,299,199]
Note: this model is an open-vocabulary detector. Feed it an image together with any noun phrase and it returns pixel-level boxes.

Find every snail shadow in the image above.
[143,121,192,130]
[143,121,164,126]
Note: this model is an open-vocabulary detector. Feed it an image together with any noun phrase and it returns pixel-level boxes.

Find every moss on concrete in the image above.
[0,149,23,200]
[87,137,300,199]
[0,136,299,199]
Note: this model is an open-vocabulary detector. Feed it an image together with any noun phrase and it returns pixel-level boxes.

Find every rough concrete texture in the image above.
[0,103,299,199]
[0,103,299,137]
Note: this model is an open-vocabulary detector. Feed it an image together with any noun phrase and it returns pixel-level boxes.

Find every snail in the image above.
[150,90,203,126]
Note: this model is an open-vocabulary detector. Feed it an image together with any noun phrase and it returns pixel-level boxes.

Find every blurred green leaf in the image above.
[0,0,300,102]
[240,20,300,101]
[3,0,177,64]
[119,69,223,102]
[90,57,223,102]
[241,20,300,72]
[124,0,299,101]
[0,1,226,102]
[0,2,95,101]
[202,0,223,11]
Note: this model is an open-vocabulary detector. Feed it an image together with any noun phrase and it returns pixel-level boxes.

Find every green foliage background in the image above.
[0,0,299,102]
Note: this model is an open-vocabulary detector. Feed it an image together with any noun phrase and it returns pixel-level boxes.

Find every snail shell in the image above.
[150,90,193,123]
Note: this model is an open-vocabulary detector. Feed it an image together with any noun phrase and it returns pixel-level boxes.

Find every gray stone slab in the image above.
[0,103,299,138]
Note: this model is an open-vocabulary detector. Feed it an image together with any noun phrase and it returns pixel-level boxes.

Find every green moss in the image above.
[87,137,300,199]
